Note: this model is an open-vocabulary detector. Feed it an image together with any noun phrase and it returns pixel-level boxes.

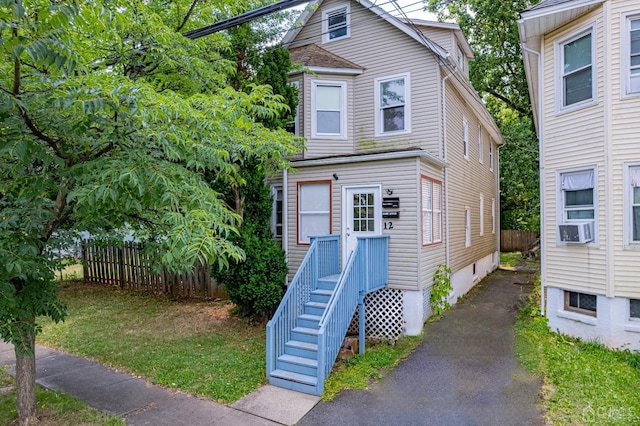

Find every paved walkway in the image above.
[298,269,544,426]
[0,343,319,425]
[1,269,543,425]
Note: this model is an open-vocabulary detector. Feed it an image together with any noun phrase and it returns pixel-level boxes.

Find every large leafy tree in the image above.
[0,0,299,423]
[427,0,541,230]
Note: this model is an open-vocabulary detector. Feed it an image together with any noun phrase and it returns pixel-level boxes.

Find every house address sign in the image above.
[382,197,400,208]
[382,211,400,219]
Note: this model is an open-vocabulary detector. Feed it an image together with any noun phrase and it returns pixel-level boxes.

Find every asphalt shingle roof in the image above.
[289,44,364,70]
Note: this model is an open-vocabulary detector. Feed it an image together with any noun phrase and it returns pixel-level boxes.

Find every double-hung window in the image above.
[323,4,350,43]
[560,169,595,222]
[626,164,640,245]
[463,117,469,159]
[465,207,471,247]
[558,28,594,109]
[375,73,411,136]
[298,181,331,244]
[479,195,484,236]
[271,185,284,238]
[627,15,640,94]
[489,140,494,172]
[312,80,346,139]
[421,177,442,245]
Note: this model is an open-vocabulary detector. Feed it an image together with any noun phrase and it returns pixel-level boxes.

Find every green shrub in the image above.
[430,264,452,316]
[215,224,287,319]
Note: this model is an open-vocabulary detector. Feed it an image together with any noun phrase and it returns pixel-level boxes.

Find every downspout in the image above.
[442,69,454,269]
[521,44,545,316]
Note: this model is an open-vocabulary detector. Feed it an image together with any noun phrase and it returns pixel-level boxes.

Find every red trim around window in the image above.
[421,175,443,247]
[296,180,333,246]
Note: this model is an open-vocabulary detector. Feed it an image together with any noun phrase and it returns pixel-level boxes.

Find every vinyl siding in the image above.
[610,0,640,298]
[286,156,424,290]
[541,8,607,295]
[414,26,454,54]
[290,0,442,157]
[443,82,500,274]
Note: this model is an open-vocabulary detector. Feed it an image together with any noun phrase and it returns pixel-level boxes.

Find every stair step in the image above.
[310,289,333,303]
[298,313,321,329]
[270,369,318,386]
[285,340,318,359]
[317,274,340,290]
[278,354,318,368]
[277,354,318,376]
[304,301,328,316]
[291,326,319,344]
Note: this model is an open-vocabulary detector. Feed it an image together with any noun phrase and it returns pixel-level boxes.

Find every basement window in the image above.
[631,299,640,319]
[565,291,597,317]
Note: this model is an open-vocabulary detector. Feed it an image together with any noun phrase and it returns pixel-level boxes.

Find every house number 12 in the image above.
[384,222,394,230]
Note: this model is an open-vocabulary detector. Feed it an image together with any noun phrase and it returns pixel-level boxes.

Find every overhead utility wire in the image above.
[184,0,309,39]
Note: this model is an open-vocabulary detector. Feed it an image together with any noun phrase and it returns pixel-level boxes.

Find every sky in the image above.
[291,0,439,21]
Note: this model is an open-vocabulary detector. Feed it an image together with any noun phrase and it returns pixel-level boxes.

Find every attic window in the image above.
[323,5,350,43]
[457,45,464,70]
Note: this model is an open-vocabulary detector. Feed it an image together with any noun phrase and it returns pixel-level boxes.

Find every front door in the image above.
[342,185,382,265]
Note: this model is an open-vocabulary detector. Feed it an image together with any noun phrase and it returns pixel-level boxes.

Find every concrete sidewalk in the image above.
[1,269,542,425]
[298,269,544,426]
[0,342,319,425]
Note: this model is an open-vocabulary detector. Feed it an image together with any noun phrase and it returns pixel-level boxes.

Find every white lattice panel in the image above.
[348,288,404,341]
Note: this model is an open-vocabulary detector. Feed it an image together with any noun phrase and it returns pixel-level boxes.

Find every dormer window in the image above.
[323,4,350,43]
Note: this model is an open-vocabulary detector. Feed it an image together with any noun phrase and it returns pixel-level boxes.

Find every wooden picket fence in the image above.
[81,241,226,299]
[500,230,540,253]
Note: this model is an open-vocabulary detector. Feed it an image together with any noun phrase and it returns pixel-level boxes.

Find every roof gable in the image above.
[282,0,449,60]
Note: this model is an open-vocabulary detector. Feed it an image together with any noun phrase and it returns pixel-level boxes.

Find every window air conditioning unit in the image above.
[558,222,594,243]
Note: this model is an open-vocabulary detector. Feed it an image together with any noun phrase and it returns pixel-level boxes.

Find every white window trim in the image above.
[556,166,598,245]
[374,72,411,137]
[463,116,469,160]
[291,81,300,136]
[491,198,496,234]
[271,184,283,238]
[465,207,471,247]
[298,181,331,245]
[624,162,640,248]
[489,140,494,172]
[479,194,484,236]
[322,3,350,44]
[478,125,483,164]
[422,177,442,246]
[311,79,347,140]
[555,24,597,114]
[623,13,640,97]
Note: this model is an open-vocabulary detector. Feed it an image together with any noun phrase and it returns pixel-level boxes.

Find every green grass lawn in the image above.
[38,281,266,404]
[0,369,124,425]
[515,279,640,425]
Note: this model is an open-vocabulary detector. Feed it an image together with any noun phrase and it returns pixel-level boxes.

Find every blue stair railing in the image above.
[266,235,388,396]
[316,236,389,392]
[266,236,340,393]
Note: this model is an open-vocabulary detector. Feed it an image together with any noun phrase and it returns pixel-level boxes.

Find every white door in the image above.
[342,185,382,265]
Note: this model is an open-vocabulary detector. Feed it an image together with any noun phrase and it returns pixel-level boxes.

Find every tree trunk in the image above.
[15,322,38,426]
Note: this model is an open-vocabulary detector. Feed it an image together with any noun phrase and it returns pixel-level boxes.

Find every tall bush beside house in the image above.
[213,161,288,319]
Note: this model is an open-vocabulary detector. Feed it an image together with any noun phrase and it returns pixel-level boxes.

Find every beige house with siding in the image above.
[272,0,503,336]
[519,0,640,350]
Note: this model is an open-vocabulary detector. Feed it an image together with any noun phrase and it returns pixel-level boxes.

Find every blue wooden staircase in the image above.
[266,235,389,395]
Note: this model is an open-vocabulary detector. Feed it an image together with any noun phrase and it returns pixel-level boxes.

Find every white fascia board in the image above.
[520,0,603,20]
[282,0,323,45]
[306,66,364,75]
[292,150,446,168]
